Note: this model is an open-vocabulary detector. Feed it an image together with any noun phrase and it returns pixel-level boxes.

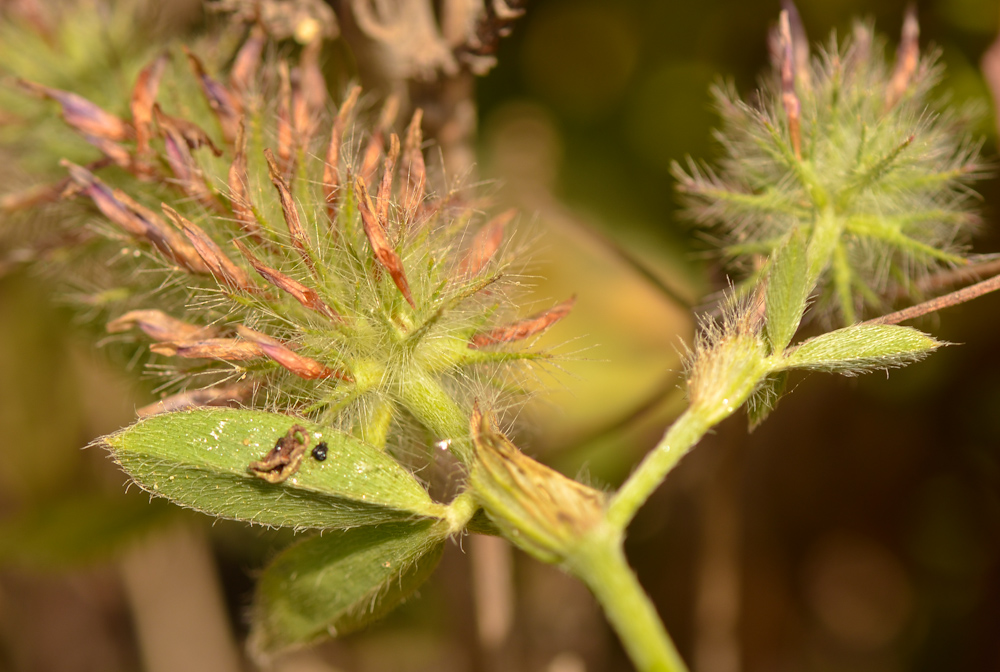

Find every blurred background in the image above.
[1,0,999,671]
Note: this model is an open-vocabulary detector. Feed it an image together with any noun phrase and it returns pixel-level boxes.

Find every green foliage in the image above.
[764,229,808,353]
[0,4,991,672]
[249,520,447,657]
[105,408,446,528]
[777,323,943,375]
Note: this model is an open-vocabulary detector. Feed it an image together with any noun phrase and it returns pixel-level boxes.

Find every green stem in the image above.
[605,408,710,531]
[570,526,689,672]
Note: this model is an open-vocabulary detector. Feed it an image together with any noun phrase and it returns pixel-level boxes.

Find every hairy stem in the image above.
[570,526,689,672]
[606,408,711,531]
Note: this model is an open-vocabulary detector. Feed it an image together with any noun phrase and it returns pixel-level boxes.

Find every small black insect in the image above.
[311,441,328,462]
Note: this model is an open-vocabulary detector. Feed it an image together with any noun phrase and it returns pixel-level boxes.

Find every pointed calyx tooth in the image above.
[886,5,920,110]
[150,338,265,360]
[401,109,426,218]
[62,160,208,274]
[18,79,133,142]
[234,240,342,321]
[323,85,361,221]
[130,53,168,163]
[469,296,576,348]
[227,119,264,241]
[778,10,802,160]
[229,25,266,99]
[360,95,400,183]
[458,209,515,277]
[264,148,314,271]
[355,176,416,308]
[162,205,257,291]
[183,45,242,143]
[137,381,255,417]
[376,133,401,227]
[236,326,352,381]
[106,309,216,341]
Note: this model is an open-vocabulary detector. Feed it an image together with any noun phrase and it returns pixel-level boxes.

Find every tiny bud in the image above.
[63,161,208,273]
[236,326,351,381]
[107,309,215,341]
[155,105,223,211]
[323,86,361,221]
[360,96,399,183]
[162,205,257,291]
[150,338,264,361]
[276,62,295,177]
[264,148,315,273]
[470,296,575,348]
[778,10,802,160]
[130,53,168,162]
[885,5,919,111]
[229,25,266,99]
[376,133,400,227]
[356,176,416,308]
[18,78,133,142]
[235,240,342,321]
[458,209,514,277]
[227,119,265,242]
[401,109,427,219]
[136,382,255,417]
[183,46,242,143]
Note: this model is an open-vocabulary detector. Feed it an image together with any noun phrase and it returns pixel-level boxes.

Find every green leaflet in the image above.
[104,408,445,529]
[777,323,943,375]
[765,230,808,354]
[249,520,446,657]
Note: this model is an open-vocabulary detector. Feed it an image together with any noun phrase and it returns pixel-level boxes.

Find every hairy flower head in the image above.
[11,28,571,464]
[674,7,985,324]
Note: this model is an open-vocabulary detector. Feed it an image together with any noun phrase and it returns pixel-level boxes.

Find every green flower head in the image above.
[674,6,985,324]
